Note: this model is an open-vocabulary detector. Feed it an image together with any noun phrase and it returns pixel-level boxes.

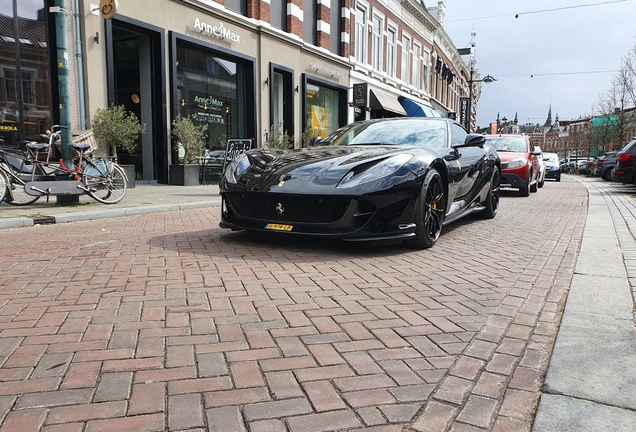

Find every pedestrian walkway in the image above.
[0,183,221,229]
[533,178,636,431]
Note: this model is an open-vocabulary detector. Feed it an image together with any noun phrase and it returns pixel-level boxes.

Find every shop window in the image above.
[305,82,340,139]
[270,64,294,141]
[176,43,245,152]
[1,5,52,146]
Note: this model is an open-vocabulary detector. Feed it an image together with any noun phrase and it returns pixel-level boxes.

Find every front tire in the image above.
[407,168,445,249]
[0,171,8,203]
[481,167,500,219]
[84,162,128,204]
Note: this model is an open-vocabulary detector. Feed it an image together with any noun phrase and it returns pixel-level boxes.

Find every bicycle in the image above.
[0,125,128,205]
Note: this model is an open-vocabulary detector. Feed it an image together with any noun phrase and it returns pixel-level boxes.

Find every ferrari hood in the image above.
[231,145,425,191]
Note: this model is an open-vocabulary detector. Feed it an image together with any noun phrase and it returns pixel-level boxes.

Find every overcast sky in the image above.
[443,0,636,129]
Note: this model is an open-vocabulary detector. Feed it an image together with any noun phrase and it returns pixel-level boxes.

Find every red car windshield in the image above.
[485,137,528,153]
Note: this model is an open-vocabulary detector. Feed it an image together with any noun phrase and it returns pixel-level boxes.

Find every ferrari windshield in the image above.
[318,119,448,150]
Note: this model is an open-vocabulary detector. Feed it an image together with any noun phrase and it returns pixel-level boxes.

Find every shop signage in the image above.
[99,0,118,20]
[0,124,18,132]
[352,83,367,107]
[194,18,241,43]
[309,63,343,80]
[459,97,469,129]
[193,94,224,111]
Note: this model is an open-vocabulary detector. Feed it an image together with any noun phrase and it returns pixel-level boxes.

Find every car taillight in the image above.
[617,153,631,163]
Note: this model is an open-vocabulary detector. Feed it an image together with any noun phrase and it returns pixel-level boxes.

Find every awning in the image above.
[369,90,407,116]
[400,98,441,117]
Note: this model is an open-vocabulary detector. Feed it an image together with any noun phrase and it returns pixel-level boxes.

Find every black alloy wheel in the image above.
[602,169,613,181]
[481,167,500,219]
[408,168,445,249]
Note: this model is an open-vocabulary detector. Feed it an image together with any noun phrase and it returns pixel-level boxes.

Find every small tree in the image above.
[265,122,293,149]
[171,114,208,165]
[91,105,146,156]
[299,124,320,147]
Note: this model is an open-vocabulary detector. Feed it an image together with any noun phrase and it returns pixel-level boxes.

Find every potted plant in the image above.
[91,105,146,188]
[170,114,208,186]
[266,122,293,149]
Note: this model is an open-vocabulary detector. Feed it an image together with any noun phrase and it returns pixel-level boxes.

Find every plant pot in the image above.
[169,164,200,186]
[120,164,136,189]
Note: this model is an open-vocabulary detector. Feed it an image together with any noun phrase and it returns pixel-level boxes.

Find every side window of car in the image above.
[451,123,467,147]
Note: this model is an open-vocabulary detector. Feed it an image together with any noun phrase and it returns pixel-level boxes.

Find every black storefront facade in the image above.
[85,0,350,184]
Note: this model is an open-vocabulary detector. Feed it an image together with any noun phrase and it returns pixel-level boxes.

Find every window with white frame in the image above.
[355,4,368,63]
[422,51,429,92]
[386,25,397,78]
[412,42,421,88]
[371,14,383,71]
[401,34,410,83]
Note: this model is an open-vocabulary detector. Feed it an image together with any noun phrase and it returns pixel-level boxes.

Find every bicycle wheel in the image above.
[0,171,8,203]
[82,159,127,204]
[5,174,40,206]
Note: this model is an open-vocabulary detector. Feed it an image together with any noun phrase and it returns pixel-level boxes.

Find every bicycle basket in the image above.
[72,130,98,152]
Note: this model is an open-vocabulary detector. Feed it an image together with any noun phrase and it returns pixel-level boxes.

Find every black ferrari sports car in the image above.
[219,117,501,248]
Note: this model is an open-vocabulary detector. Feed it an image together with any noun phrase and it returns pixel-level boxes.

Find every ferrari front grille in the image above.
[226,192,352,224]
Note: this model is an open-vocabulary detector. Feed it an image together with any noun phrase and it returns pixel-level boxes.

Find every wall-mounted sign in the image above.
[99,0,118,20]
[308,63,343,80]
[194,18,241,43]
[352,83,367,107]
[460,97,469,129]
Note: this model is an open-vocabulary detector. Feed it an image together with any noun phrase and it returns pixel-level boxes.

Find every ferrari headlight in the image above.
[224,153,251,184]
[507,158,527,169]
[338,154,413,189]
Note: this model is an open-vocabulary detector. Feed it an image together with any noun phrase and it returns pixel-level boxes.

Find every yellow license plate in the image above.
[265,223,293,231]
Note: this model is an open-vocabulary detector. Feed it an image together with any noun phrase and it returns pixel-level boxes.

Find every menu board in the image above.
[223,139,255,171]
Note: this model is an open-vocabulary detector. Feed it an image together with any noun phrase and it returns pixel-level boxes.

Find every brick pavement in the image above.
[0,178,588,431]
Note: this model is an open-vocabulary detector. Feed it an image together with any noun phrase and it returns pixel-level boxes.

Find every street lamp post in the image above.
[466,69,496,132]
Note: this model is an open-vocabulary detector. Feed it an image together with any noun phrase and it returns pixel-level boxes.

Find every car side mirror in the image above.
[443,148,459,161]
[465,134,486,147]
[309,136,322,146]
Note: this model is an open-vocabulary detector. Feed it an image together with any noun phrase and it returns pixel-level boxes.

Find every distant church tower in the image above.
[543,104,552,131]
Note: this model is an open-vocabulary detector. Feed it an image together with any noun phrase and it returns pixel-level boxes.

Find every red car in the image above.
[484,134,541,197]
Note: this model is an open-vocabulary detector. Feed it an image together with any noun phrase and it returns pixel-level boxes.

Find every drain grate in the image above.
[32,216,56,225]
